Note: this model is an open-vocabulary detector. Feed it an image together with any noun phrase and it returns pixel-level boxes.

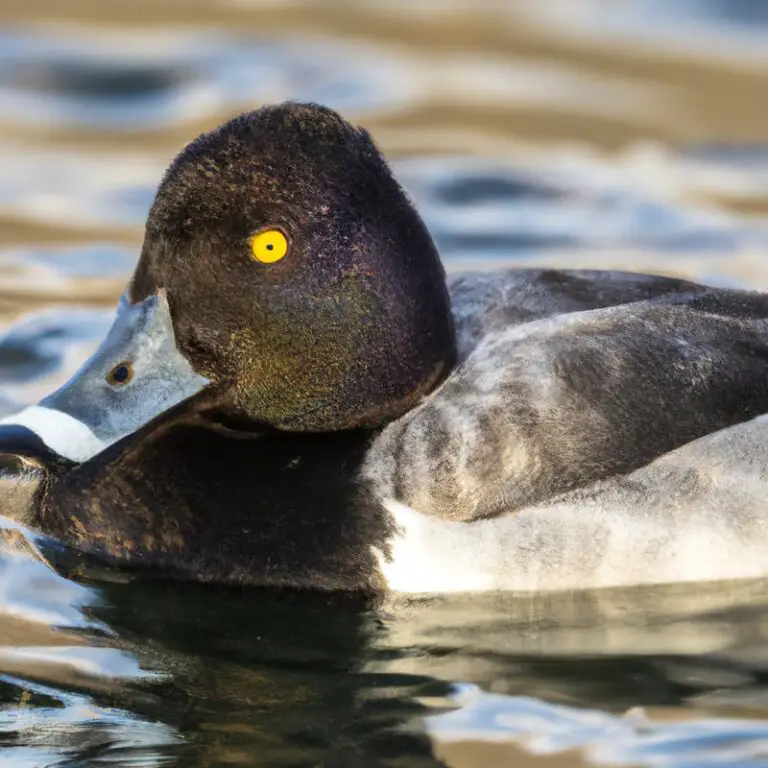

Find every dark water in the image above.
[2,1,768,765]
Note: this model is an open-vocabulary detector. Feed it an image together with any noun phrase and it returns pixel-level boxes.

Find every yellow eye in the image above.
[250,228,289,264]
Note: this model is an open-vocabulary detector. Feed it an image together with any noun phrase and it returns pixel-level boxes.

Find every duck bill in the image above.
[0,290,209,465]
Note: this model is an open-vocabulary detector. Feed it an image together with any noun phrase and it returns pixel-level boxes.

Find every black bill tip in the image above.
[0,424,75,470]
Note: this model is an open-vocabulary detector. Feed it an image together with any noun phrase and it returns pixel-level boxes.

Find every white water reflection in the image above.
[515,0,768,64]
[403,155,768,256]
[0,146,158,230]
[429,684,768,767]
[0,528,96,628]
[0,676,183,768]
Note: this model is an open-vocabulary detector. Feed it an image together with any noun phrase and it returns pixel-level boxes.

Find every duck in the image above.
[1,101,768,596]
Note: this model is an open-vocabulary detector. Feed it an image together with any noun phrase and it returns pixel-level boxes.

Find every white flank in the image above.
[375,495,768,594]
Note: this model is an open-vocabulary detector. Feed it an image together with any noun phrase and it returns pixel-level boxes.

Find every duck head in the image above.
[0,103,456,465]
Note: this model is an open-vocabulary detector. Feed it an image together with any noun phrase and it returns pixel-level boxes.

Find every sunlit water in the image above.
[1,1,768,765]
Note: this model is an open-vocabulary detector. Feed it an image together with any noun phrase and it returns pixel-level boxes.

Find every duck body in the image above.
[3,101,768,596]
[24,273,768,595]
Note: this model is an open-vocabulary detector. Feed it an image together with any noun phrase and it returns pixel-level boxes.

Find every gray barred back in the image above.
[362,269,768,521]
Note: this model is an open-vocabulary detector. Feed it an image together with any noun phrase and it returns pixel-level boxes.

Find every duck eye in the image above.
[250,228,289,264]
[106,361,133,386]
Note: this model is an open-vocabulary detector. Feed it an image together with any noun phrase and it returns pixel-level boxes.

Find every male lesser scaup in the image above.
[2,102,768,595]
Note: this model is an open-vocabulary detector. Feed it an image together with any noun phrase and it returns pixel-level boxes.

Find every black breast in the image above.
[37,414,392,593]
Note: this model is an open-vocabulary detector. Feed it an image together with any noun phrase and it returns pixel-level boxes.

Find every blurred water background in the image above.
[1,1,768,766]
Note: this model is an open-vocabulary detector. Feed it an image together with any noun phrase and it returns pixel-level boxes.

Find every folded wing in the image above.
[364,276,768,521]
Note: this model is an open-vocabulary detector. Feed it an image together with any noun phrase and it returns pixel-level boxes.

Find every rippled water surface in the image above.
[2,1,768,765]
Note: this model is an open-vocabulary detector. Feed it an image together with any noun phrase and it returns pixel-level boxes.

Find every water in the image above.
[1,1,768,765]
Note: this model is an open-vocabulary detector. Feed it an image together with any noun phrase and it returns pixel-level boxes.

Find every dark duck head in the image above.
[0,102,456,462]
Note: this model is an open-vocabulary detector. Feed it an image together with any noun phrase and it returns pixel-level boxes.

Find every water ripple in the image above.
[0,675,184,767]
[400,154,768,259]
[0,26,409,131]
[515,0,768,64]
[0,147,160,229]
[428,684,768,766]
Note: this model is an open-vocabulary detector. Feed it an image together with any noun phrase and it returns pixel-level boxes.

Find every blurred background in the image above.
[2,0,768,323]
[2,2,768,767]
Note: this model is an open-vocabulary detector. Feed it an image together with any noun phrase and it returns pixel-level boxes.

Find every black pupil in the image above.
[112,365,130,383]
[266,243,274,250]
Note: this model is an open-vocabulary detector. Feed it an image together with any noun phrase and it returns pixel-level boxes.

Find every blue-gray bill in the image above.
[0,290,209,464]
